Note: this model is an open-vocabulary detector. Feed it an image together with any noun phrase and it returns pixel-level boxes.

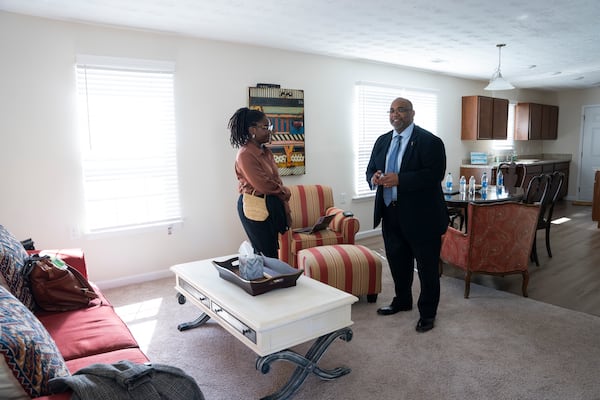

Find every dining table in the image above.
[444,185,525,231]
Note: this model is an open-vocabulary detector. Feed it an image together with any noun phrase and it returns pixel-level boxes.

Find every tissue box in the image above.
[470,152,488,165]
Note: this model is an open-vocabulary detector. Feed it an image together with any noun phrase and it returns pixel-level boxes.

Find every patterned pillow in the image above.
[0,225,35,310]
[0,285,70,399]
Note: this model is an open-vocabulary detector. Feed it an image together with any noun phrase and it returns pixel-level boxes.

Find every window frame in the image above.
[354,82,439,199]
[75,55,182,235]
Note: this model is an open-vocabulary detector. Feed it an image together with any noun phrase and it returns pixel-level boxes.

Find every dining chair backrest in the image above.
[541,171,565,223]
[528,172,565,265]
[497,162,526,188]
[524,174,549,205]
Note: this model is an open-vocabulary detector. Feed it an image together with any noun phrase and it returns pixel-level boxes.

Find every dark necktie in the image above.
[384,135,401,206]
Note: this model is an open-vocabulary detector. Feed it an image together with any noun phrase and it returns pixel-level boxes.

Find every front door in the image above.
[579,105,600,201]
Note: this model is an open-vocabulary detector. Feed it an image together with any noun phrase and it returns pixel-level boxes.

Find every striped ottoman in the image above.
[296,244,382,302]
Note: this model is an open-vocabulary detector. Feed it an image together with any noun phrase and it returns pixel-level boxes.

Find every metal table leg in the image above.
[177,312,211,331]
[176,293,212,331]
[256,327,353,400]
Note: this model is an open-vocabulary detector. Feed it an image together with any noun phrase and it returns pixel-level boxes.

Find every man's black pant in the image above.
[381,203,441,319]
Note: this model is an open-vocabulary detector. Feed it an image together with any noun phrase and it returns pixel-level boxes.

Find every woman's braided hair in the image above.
[229,107,266,148]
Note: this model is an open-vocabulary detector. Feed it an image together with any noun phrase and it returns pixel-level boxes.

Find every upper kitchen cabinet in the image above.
[461,95,508,140]
[515,102,559,140]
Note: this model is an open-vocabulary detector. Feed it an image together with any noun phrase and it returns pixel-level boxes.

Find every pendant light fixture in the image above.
[484,44,514,91]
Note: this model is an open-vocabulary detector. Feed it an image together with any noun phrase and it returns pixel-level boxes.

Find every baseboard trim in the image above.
[96,269,173,290]
[572,200,592,206]
[356,228,381,240]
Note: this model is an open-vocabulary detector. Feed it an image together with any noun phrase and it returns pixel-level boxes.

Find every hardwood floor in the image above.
[357,201,600,317]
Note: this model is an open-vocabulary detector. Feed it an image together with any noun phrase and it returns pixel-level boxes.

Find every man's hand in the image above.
[379,172,398,188]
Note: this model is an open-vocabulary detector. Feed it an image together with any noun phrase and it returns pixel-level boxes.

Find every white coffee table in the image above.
[171,256,358,400]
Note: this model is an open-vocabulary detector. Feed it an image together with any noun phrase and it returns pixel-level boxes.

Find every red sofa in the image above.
[30,249,149,400]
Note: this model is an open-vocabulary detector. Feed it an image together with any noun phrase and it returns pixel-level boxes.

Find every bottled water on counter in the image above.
[481,172,488,191]
[445,172,453,192]
[497,170,504,194]
[459,175,466,193]
[497,170,504,187]
[468,176,476,195]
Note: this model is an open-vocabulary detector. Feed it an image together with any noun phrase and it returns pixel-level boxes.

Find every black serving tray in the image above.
[212,256,303,296]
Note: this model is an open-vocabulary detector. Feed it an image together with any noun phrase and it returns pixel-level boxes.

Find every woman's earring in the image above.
[252,134,256,138]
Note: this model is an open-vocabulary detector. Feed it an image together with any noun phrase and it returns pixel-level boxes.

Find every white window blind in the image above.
[76,56,182,233]
[354,83,438,198]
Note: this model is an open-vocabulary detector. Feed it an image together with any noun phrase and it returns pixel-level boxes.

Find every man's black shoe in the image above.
[376,304,412,315]
[416,318,435,332]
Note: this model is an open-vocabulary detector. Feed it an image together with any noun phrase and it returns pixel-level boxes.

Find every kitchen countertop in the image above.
[461,158,571,168]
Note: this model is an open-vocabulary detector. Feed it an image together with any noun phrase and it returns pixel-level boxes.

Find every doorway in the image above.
[579,105,600,202]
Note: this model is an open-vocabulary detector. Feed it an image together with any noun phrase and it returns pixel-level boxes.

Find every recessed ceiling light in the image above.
[528,65,537,69]
[551,72,562,76]
[431,58,444,63]
[574,76,585,80]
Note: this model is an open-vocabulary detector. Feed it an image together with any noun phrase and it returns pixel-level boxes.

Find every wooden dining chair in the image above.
[533,172,565,261]
[523,174,550,266]
[497,162,526,188]
[523,174,549,205]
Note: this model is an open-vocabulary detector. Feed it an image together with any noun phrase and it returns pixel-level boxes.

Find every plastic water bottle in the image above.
[497,169,504,194]
[468,176,476,195]
[481,172,488,191]
[459,175,466,193]
[445,172,453,192]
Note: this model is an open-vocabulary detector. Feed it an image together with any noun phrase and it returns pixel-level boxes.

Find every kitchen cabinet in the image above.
[593,170,600,228]
[541,105,559,140]
[461,96,509,140]
[515,103,559,140]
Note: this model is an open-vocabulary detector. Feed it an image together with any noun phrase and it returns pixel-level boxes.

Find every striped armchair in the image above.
[278,185,360,267]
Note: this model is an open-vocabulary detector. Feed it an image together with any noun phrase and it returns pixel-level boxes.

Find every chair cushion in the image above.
[36,304,140,361]
[0,286,69,400]
[290,230,344,254]
[297,244,382,296]
[0,225,35,310]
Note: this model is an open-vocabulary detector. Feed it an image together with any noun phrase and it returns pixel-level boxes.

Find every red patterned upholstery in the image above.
[279,185,360,267]
[440,201,540,298]
[297,244,381,301]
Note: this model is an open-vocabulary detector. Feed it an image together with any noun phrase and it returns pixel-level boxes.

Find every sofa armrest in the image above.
[326,207,360,244]
[27,249,88,278]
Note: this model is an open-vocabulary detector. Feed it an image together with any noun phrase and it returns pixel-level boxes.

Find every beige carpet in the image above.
[104,263,600,400]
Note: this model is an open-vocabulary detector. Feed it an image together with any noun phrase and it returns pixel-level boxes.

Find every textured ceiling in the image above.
[2,0,600,91]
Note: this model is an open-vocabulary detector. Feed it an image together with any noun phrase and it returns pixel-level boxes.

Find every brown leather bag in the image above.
[29,256,99,312]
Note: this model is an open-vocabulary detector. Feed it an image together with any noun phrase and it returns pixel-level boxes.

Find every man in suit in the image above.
[366,97,448,332]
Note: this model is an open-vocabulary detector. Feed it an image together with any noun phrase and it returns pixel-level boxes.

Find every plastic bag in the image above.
[238,241,264,280]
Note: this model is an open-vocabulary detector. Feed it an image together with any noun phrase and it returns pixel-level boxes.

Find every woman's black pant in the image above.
[237,195,279,258]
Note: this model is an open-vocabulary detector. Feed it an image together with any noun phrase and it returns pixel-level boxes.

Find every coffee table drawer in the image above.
[211,300,257,343]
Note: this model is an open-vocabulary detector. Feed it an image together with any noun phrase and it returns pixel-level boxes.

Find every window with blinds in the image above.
[75,56,182,233]
[354,83,438,198]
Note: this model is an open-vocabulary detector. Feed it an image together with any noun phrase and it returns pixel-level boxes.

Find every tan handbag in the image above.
[243,191,269,221]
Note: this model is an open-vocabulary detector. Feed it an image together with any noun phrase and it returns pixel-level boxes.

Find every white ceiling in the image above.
[2,0,600,91]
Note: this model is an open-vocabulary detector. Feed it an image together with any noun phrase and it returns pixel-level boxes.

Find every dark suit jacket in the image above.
[366,125,449,242]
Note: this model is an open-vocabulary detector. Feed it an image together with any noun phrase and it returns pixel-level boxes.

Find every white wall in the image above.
[0,11,583,287]
[554,88,600,199]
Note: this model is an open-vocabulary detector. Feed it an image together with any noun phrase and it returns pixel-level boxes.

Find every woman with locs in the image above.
[229,107,291,258]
